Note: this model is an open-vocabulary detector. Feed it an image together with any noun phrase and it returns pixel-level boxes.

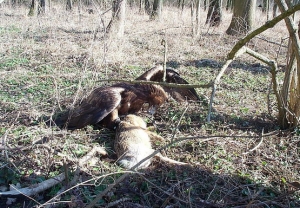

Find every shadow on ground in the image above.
[166,58,272,74]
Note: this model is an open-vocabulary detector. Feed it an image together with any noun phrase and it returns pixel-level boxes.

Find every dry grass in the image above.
[0,3,299,208]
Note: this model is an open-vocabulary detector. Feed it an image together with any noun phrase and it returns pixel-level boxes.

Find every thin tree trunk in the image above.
[275,0,300,128]
[151,0,163,20]
[139,0,143,13]
[66,0,72,11]
[226,0,233,10]
[195,0,201,36]
[107,0,127,37]
[191,0,201,37]
[28,0,38,16]
[38,0,48,14]
[273,2,278,17]
[145,0,151,15]
[204,0,207,11]
[226,0,257,35]
[206,0,222,27]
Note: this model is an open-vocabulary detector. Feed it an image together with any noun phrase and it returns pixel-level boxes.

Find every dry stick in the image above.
[242,129,264,155]
[255,35,288,48]
[137,173,189,204]
[1,112,22,174]
[170,105,189,142]
[97,78,212,89]
[244,47,284,120]
[0,146,106,205]
[207,47,246,122]
[161,39,167,82]
[207,3,300,122]
[39,171,135,208]
[42,168,81,208]
[275,0,300,61]
[0,173,65,197]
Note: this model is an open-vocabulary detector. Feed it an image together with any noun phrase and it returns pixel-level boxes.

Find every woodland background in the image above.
[0,0,299,207]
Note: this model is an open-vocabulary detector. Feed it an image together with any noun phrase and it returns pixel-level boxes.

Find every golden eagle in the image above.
[55,83,168,130]
[136,65,200,102]
[55,66,200,130]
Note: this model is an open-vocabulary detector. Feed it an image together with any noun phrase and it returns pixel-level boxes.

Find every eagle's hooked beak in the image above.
[148,105,156,115]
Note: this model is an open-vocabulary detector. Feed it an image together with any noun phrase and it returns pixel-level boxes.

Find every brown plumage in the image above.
[136,65,201,102]
[55,83,168,130]
[115,114,187,169]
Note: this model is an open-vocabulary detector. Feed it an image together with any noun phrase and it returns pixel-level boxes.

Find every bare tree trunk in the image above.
[204,0,207,11]
[191,0,201,37]
[261,0,270,20]
[275,0,300,128]
[206,0,222,27]
[145,0,151,14]
[195,0,201,35]
[151,0,163,20]
[28,0,38,16]
[226,0,257,35]
[273,2,278,17]
[107,0,127,38]
[38,0,48,14]
[226,0,233,11]
[139,0,143,13]
[66,0,73,11]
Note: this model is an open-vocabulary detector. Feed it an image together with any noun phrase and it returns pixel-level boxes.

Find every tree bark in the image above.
[107,0,127,38]
[273,2,278,17]
[28,0,49,16]
[151,0,163,20]
[145,0,151,15]
[275,0,300,128]
[226,0,257,35]
[191,0,201,37]
[226,0,233,10]
[204,0,207,11]
[66,0,72,11]
[206,0,222,27]
[38,0,48,14]
[28,0,38,16]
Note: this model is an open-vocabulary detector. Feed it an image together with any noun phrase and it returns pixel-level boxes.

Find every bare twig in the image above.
[243,129,264,155]
[161,39,167,82]
[97,78,213,89]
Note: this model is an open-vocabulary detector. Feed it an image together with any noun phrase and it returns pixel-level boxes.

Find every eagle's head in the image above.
[147,84,168,114]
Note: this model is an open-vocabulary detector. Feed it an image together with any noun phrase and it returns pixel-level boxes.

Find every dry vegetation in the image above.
[0,2,299,208]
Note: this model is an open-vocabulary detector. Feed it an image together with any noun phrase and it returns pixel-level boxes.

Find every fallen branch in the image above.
[0,173,65,197]
[97,78,212,89]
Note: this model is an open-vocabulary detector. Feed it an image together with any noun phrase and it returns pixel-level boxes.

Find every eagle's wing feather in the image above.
[56,87,123,129]
[165,70,201,102]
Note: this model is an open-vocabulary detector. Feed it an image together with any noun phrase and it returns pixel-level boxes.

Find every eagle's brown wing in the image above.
[136,65,200,102]
[165,69,200,102]
[55,87,124,130]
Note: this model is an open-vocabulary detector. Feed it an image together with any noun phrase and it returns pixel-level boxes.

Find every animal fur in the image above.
[136,65,201,102]
[114,114,187,169]
[55,83,168,130]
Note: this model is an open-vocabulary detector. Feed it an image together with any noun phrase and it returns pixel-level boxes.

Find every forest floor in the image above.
[0,3,299,208]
